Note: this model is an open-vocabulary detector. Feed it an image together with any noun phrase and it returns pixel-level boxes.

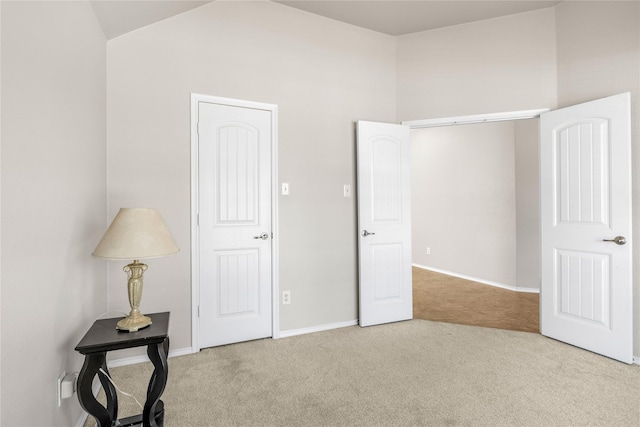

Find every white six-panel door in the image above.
[357,121,412,327]
[196,99,274,348]
[540,93,633,364]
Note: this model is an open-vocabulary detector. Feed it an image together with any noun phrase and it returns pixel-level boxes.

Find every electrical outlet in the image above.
[427,247,431,255]
[282,290,291,305]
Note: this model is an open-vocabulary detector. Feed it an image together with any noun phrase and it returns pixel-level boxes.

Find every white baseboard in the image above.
[76,412,88,427]
[413,263,540,294]
[107,346,195,369]
[76,411,89,427]
[75,382,102,427]
[279,319,358,338]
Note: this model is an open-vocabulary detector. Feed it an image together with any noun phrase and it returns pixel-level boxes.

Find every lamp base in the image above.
[117,312,152,332]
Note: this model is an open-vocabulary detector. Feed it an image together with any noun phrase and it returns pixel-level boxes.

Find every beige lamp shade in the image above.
[93,208,179,260]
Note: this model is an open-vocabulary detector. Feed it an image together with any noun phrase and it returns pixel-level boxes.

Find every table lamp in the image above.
[93,208,179,332]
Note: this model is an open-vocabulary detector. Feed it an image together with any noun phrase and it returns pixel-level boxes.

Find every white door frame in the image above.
[190,93,279,352]
[402,108,550,129]
[402,110,548,286]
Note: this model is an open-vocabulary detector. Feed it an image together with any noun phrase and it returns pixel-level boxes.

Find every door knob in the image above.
[603,236,626,245]
[254,232,269,240]
[361,230,376,237]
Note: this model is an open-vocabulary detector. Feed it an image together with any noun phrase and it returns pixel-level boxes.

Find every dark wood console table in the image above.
[75,312,170,427]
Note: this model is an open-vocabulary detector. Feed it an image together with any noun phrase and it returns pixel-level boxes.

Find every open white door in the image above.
[540,93,633,364]
[357,121,412,327]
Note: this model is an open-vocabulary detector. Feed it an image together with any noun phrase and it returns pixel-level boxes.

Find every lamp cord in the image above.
[96,310,129,320]
[99,368,144,411]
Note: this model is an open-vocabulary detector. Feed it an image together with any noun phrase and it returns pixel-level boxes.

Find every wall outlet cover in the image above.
[57,371,66,407]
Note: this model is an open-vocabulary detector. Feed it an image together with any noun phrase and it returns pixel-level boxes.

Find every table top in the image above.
[75,312,170,355]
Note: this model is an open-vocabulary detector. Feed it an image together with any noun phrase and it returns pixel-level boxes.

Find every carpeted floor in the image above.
[413,267,540,333]
[85,320,639,427]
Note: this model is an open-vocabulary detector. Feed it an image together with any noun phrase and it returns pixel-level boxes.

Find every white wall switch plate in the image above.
[344,185,351,197]
[282,182,289,195]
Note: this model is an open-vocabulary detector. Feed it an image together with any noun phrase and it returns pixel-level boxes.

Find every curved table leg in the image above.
[144,337,169,427]
[77,352,118,427]
[99,363,118,420]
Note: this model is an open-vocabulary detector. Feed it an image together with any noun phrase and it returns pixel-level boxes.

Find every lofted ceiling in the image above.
[274,1,562,36]
[90,0,562,40]
[90,1,212,39]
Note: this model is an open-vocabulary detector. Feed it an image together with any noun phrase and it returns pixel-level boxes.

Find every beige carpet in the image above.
[86,320,640,426]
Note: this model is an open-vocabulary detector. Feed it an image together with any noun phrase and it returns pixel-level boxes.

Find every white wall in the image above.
[0,1,107,425]
[514,119,540,290]
[106,0,396,353]
[554,0,640,357]
[411,122,517,287]
[397,7,557,121]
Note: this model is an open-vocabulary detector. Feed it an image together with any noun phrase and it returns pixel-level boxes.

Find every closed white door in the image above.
[540,93,632,364]
[357,121,412,327]
[197,99,273,348]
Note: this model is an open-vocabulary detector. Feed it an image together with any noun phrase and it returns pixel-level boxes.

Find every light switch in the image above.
[344,185,351,197]
[282,183,289,195]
